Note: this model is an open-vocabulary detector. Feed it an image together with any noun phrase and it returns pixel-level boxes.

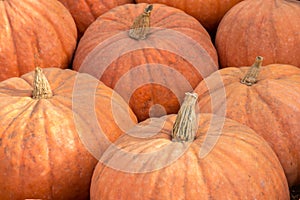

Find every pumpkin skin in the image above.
[73,3,218,122]
[0,68,137,200]
[57,0,134,37]
[0,0,77,82]
[90,113,289,199]
[194,62,300,186]
[215,0,300,68]
[135,0,244,33]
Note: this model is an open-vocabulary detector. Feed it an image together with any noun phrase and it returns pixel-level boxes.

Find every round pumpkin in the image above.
[0,0,77,82]
[0,68,137,199]
[73,3,218,122]
[134,0,244,33]
[215,0,300,68]
[90,93,289,200]
[57,0,134,37]
[194,56,300,186]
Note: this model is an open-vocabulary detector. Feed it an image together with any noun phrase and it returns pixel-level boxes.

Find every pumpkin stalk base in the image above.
[129,4,153,40]
[32,67,53,99]
[172,92,198,142]
[241,56,263,86]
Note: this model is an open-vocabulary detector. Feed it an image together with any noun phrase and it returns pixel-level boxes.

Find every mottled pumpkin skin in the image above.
[194,64,300,186]
[0,0,77,82]
[135,0,244,33]
[57,0,134,36]
[73,3,218,122]
[90,114,289,200]
[0,68,137,200]
[216,0,300,68]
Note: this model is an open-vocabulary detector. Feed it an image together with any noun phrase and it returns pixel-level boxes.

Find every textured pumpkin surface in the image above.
[57,0,134,37]
[135,0,244,33]
[73,3,218,122]
[194,64,300,186]
[0,68,137,200]
[0,0,77,81]
[215,0,300,68]
[90,114,289,199]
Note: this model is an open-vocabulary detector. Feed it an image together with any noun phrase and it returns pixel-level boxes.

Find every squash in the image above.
[73,3,218,122]
[194,56,300,186]
[57,0,134,37]
[215,0,300,68]
[90,92,289,200]
[134,0,244,33]
[0,0,77,81]
[0,67,137,199]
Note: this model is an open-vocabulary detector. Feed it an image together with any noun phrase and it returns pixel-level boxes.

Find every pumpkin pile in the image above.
[0,0,299,199]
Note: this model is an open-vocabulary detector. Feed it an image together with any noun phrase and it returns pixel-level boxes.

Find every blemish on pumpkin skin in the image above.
[8,131,18,139]
[261,180,265,188]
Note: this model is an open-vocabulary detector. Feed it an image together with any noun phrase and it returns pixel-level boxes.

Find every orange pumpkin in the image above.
[0,0,77,81]
[215,0,300,68]
[73,3,218,122]
[0,68,137,199]
[135,0,244,33]
[90,93,289,200]
[57,0,134,37]
[194,56,300,186]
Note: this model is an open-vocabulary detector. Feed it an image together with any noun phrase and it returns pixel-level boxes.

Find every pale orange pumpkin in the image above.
[215,0,300,68]
[0,0,77,81]
[0,68,137,199]
[194,56,300,186]
[73,3,218,122]
[57,0,134,37]
[135,0,244,33]
[90,93,289,200]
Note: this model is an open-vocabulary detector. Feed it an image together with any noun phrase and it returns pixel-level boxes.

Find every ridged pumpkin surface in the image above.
[194,63,300,186]
[0,68,137,200]
[57,0,134,36]
[90,113,289,200]
[0,0,77,81]
[215,0,300,68]
[135,0,244,33]
[73,3,218,122]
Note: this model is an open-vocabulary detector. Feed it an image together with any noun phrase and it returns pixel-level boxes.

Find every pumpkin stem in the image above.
[129,4,153,40]
[172,92,198,142]
[32,67,53,99]
[240,56,263,86]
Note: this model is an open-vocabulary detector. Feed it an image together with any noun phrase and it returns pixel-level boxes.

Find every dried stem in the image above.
[240,56,263,86]
[32,67,53,99]
[129,4,153,40]
[172,92,198,142]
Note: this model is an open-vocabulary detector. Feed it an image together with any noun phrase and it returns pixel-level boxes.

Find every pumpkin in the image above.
[0,0,77,82]
[215,0,300,68]
[90,92,289,200]
[73,3,218,122]
[194,56,300,186]
[57,0,134,37]
[134,0,244,33]
[0,67,137,200]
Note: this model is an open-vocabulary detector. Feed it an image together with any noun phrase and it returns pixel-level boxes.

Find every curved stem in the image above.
[172,92,198,142]
[32,67,53,99]
[129,4,153,40]
[241,56,263,86]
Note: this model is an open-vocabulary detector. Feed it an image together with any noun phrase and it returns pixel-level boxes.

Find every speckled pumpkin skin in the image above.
[90,114,289,200]
[0,0,77,81]
[215,0,300,68]
[0,68,137,200]
[73,3,218,122]
[194,64,300,186]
